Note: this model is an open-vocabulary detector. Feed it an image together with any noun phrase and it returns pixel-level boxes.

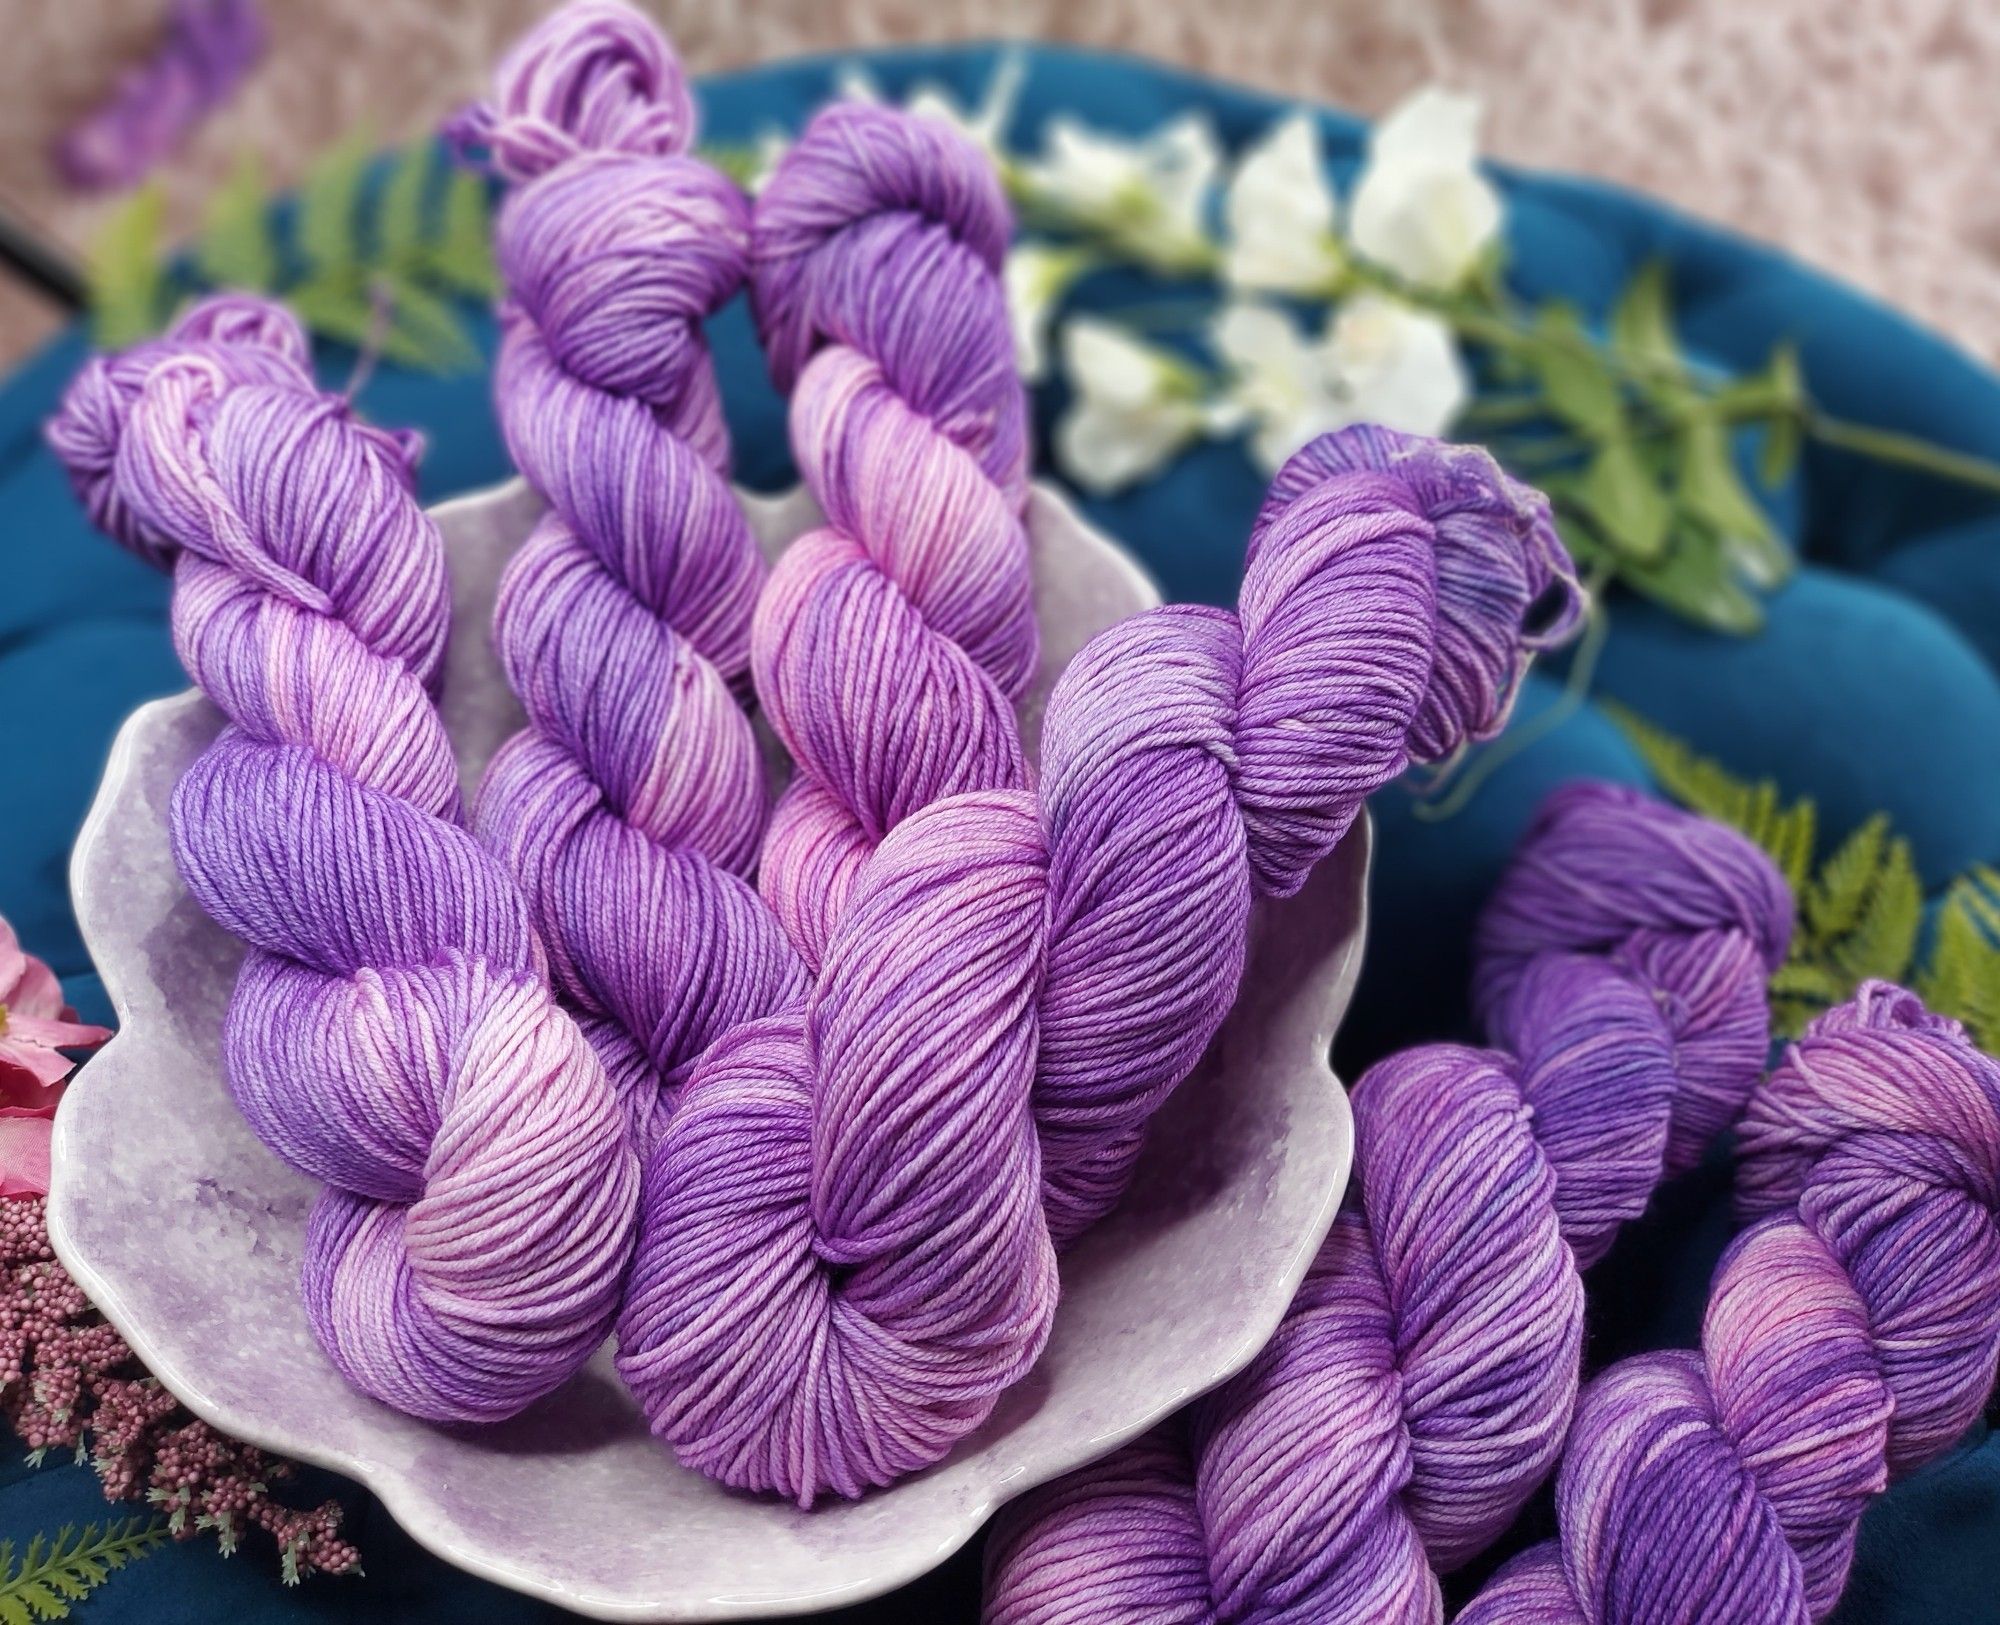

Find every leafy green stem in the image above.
[1797,411,2000,495]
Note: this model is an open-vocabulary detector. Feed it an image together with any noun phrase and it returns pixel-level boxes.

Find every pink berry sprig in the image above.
[0,1197,360,1580]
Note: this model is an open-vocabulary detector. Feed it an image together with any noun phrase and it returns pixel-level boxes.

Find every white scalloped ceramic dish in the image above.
[49,477,1362,1620]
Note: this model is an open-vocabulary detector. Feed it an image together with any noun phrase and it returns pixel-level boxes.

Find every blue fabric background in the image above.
[1,41,1996,1622]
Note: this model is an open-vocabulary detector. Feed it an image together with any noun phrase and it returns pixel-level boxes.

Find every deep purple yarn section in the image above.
[615,423,1586,1507]
[46,295,638,1425]
[1461,981,2000,1624]
[462,0,804,1153]
[982,781,1793,1623]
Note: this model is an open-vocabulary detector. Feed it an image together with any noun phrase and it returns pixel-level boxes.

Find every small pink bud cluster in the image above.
[1,1196,360,1580]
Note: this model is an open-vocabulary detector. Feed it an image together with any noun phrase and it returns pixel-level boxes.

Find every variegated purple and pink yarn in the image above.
[55,25,1970,1581]
[983,781,1792,1621]
[47,296,636,1424]
[1458,980,2000,1624]
[611,87,1586,1507]
[456,1,803,1153]
[985,802,2000,1622]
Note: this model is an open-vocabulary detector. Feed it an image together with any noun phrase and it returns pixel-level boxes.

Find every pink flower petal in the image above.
[0,916,24,1004]
[5,954,68,1021]
[5,1012,112,1051]
[0,1042,74,1093]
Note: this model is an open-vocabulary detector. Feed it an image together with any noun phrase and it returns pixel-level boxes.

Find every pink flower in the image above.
[0,916,110,1199]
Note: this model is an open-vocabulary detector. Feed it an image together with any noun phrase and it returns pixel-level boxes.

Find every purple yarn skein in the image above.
[746,101,1039,975]
[615,426,1585,1507]
[463,0,805,1151]
[1462,981,2000,1624]
[47,296,638,1424]
[982,781,1792,1623]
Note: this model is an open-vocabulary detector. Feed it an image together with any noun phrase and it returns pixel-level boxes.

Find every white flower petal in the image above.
[1223,112,1342,295]
[1055,317,1208,492]
[1371,86,1483,171]
[1211,295,1466,472]
[835,64,885,107]
[1347,85,1503,288]
[1212,302,1316,426]
[1323,294,1468,436]
[1213,301,1341,472]
[1005,243,1088,381]
[1058,398,1203,494]
[1019,115,1220,272]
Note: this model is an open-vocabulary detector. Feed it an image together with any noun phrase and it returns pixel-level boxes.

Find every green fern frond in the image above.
[422,168,499,299]
[1919,867,2000,1051]
[375,274,480,373]
[86,124,496,375]
[297,123,374,276]
[86,185,169,348]
[197,152,277,292]
[375,140,434,266]
[1796,815,1923,1002]
[1604,701,1815,893]
[0,1519,167,1623]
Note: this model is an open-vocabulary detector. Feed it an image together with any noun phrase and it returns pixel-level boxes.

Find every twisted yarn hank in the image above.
[461,0,803,1152]
[615,425,1585,1507]
[1461,981,2000,1625]
[47,295,637,1423]
[746,100,1038,974]
[982,780,1793,1624]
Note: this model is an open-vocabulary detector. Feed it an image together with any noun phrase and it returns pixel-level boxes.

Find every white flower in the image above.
[835,52,1024,161]
[1017,114,1221,273]
[1222,112,1343,296]
[1211,294,1466,473]
[1005,242,1092,381]
[1347,87,1503,290]
[1324,294,1468,436]
[1055,318,1221,494]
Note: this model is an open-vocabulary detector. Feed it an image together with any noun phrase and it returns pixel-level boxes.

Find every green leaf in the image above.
[297,123,374,276]
[1608,259,1698,414]
[1566,438,1672,563]
[1603,702,1816,893]
[1677,412,1791,588]
[86,185,168,348]
[1754,345,1806,488]
[1617,522,1764,634]
[285,273,379,349]
[1759,412,1803,490]
[196,152,277,292]
[1609,261,1678,367]
[1530,304,1625,438]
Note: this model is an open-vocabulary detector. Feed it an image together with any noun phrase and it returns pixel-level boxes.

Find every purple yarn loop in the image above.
[1462,982,2000,1625]
[444,0,695,183]
[618,294,1587,1509]
[47,294,638,1425]
[983,781,1794,1623]
[466,2,805,1153]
